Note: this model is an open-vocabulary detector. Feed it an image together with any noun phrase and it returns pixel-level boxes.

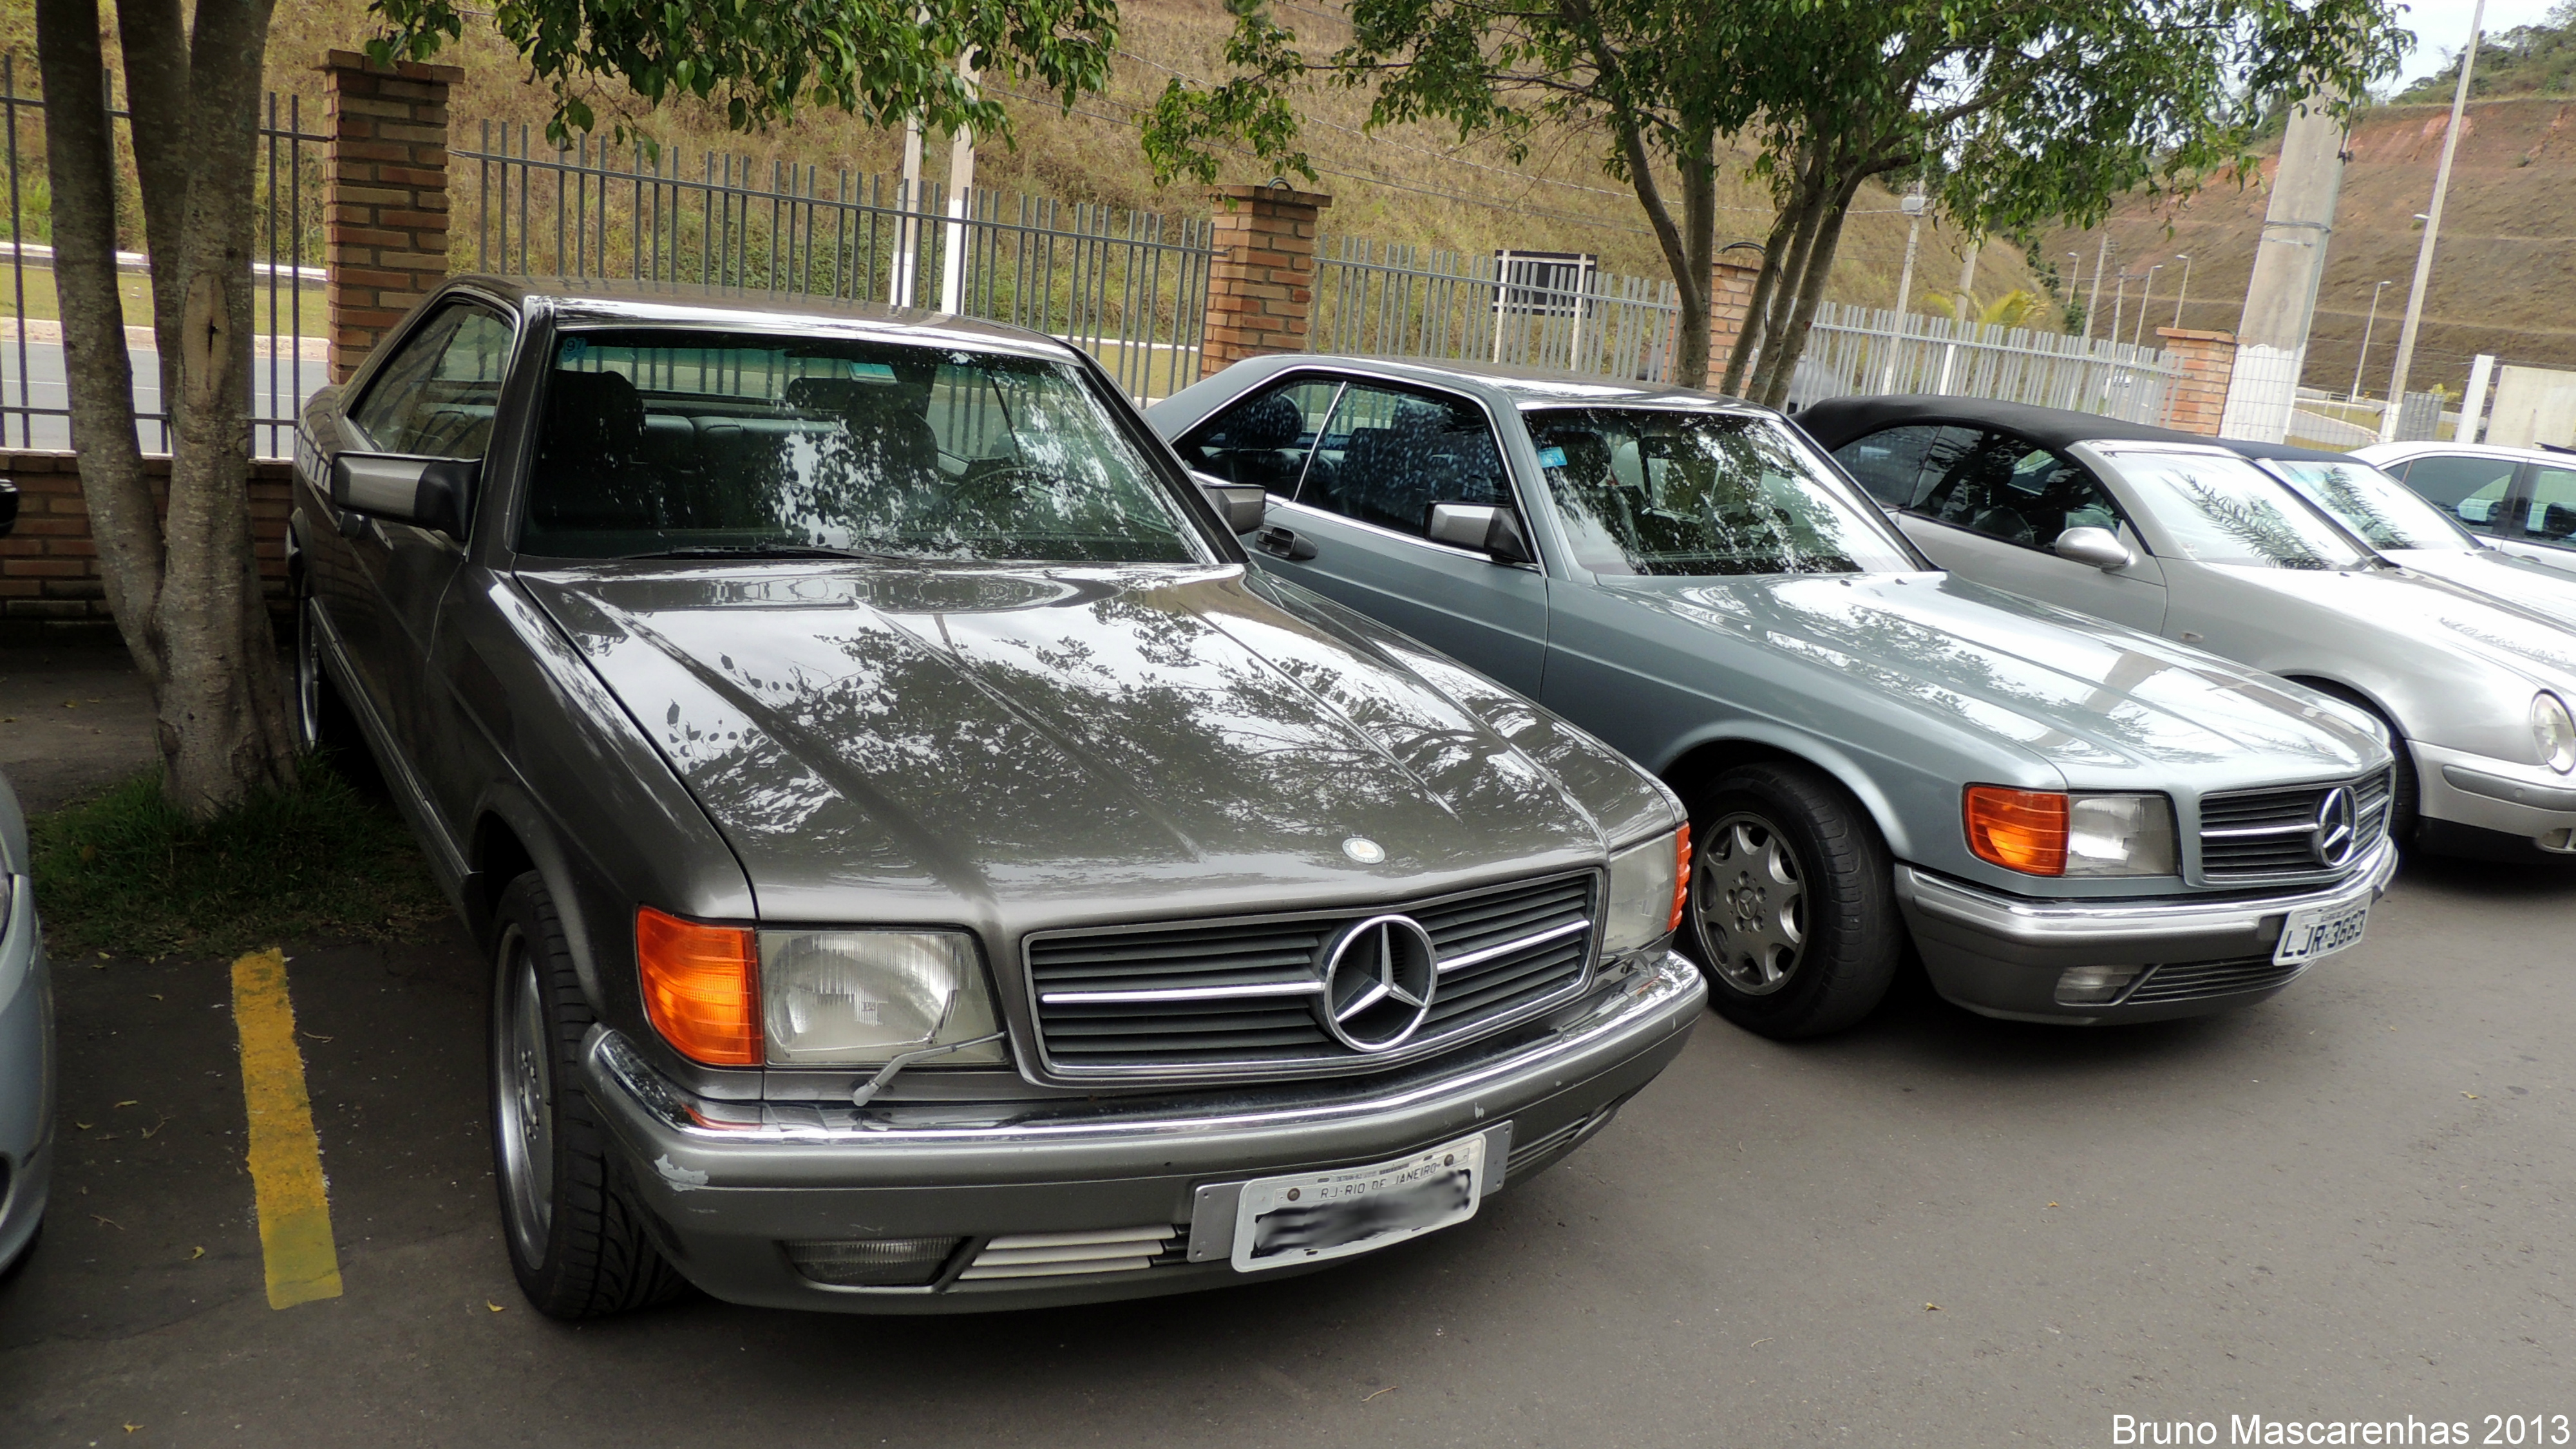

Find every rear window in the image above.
[517,329,1204,565]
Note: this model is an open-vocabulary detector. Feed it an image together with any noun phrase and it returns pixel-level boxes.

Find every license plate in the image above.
[2275,898,2370,965]
[1230,1132,1487,1273]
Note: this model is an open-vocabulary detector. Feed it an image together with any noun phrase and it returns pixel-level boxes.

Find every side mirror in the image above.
[330,451,477,542]
[1188,469,1267,534]
[2052,525,2133,571]
[0,479,17,538]
[1428,502,1534,564]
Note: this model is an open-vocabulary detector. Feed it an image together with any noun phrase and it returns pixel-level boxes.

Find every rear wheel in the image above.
[290,577,362,762]
[1680,762,1900,1039]
[489,871,689,1320]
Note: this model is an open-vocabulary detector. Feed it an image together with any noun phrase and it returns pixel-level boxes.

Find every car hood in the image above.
[518,562,1645,922]
[1595,572,2381,781]
[2193,564,2576,692]
[2388,549,2576,638]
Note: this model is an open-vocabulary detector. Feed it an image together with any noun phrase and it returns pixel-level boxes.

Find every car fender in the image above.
[464,781,615,1018]
[1649,719,1922,865]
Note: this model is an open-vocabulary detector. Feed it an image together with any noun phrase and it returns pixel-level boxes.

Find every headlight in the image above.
[2533,693,2576,774]
[1964,788,2176,877]
[761,930,1007,1067]
[1603,826,1690,956]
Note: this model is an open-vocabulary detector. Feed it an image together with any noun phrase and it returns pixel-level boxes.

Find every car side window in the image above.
[2523,466,2576,549]
[1301,382,1513,538]
[1829,424,1948,508]
[1916,430,2123,549]
[348,302,514,459]
[1172,378,1341,498]
[2392,454,2518,533]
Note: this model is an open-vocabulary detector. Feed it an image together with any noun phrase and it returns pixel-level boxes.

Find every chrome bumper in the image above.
[1891,839,2398,1023]
[582,952,1706,1312]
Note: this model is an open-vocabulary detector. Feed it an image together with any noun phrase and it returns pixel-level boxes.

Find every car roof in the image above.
[1285,354,1764,412]
[2356,439,2576,462]
[446,274,1079,359]
[1792,394,2221,453]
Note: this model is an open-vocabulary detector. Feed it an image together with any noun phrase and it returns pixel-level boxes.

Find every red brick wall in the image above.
[0,453,295,645]
[2157,327,2239,437]
[1201,185,1331,379]
[1705,258,1764,394]
[322,49,459,384]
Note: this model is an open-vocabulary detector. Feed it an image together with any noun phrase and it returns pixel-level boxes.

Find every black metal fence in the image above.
[0,60,327,457]
[457,125,1217,401]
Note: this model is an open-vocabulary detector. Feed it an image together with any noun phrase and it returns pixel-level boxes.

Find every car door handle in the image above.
[1255,525,1318,562]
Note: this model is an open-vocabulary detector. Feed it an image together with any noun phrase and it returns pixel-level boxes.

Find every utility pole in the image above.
[2351,279,2392,402]
[2110,271,2129,348]
[2381,0,2485,442]
[1953,240,1980,324]
[2169,254,2193,330]
[2228,83,2356,439]
[1880,184,1928,392]
[893,113,925,306]
[938,50,980,316]
[2132,264,2164,348]
[2083,236,2112,341]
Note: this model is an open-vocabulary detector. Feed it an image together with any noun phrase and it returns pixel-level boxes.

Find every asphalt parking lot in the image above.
[1,818,2568,1446]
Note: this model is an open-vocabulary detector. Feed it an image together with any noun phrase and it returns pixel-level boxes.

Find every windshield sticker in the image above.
[1537,446,1567,469]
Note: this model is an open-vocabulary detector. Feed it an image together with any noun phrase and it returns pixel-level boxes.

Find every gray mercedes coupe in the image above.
[289,279,1707,1318]
[1150,358,2396,1041]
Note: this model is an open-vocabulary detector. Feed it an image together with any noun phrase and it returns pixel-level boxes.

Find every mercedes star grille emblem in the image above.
[1317,914,1438,1052]
[2313,786,2358,867]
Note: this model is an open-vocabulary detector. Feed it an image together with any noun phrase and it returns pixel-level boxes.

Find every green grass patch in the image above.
[28,760,452,959]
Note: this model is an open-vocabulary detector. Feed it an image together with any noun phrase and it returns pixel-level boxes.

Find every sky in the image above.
[2391,0,2564,91]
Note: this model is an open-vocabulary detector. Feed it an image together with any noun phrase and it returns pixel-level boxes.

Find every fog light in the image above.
[784,1236,961,1287]
[2055,965,2143,1006]
[2541,828,2576,853]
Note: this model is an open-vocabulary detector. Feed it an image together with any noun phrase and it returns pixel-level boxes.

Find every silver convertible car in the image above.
[1149,358,2396,1039]
[1801,397,2576,864]
[292,279,1707,1318]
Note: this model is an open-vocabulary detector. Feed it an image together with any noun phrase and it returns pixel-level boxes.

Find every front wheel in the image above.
[1680,762,1901,1039]
[488,872,690,1320]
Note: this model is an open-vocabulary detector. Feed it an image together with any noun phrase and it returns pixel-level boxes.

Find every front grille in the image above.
[2121,954,2308,1005]
[2197,768,2393,880]
[1025,872,1598,1078]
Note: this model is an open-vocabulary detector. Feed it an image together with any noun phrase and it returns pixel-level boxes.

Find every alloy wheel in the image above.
[493,934,555,1269]
[1691,811,1808,996]
[294,596,325,753]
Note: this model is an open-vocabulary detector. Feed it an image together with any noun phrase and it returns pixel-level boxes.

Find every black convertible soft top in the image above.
[1794,393,2354,466]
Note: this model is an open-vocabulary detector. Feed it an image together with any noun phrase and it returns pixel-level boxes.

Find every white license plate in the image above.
[2275,898,2370,965]
[1230,1132,1488,1273]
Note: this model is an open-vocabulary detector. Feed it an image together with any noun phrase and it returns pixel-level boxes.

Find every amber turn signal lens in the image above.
[1669,823,1692,933]
[636,907,762,1066]
[1964,786,2069,876]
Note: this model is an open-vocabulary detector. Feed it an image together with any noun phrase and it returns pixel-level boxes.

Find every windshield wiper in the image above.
[627,542,904,562]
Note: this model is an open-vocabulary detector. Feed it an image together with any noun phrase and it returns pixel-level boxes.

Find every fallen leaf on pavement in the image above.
[1925,1303,1940,1312]
[1361,1386,1396,1403]
[2463,1092,2479,1099]
[189,1247,204,1260]
[115,1100,138,1108]
[487,1301,506,1312]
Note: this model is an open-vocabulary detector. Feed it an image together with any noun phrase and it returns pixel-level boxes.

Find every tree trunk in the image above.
[1718,201,1798,397]
[1754,173,1866,411]
[152,0,294,816]
[35,0,164,693]
[1604,103,1712,387]
[1674,141,1716,388]
[1747,171,1831,405]
[39,0,295,817]
[117,0,191,415]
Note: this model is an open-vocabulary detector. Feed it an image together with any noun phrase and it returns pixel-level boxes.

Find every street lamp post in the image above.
[2382,0,2485,440]
[2351,279,2393,404]
[2169,254,2193,330]
[2131,264,2163,348]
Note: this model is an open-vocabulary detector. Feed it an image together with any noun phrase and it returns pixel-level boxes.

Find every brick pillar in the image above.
[1201,185,1330,379]
[321,49,460,384]
[2156,327,2239,436]
[1704,256,1763,395]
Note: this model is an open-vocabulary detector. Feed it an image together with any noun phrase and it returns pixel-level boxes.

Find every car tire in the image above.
[290,577,364,764]
[488,871,690,1320]
[1680,762,1900,1039]
[0,1219,37,1284]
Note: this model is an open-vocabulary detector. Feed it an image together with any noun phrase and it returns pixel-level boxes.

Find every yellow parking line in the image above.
[231,948,343,1309]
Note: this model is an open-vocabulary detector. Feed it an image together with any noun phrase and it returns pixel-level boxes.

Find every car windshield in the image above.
[2260,458,2477,553]
[1527,407,1917,576]
[518,328,1205,564]
[2110,450,2374,570]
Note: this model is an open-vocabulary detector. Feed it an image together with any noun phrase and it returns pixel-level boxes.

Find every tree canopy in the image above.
[1144,0,2404,402]
[2395,1,2575,102]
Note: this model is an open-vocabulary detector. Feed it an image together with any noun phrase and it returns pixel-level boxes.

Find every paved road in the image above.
[0,337,324,452]
[0,760,2568,1444]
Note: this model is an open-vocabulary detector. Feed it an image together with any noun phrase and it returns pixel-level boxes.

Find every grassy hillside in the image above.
[2049,94,2576,399]
[1,0,2049,328]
